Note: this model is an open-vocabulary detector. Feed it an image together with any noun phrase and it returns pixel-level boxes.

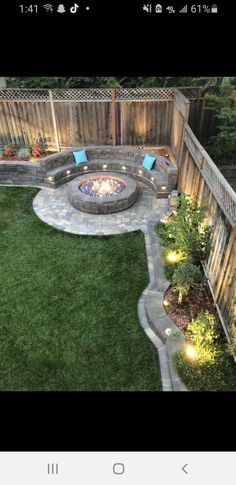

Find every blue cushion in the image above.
[142,153,156,171]
[73,149,88,165]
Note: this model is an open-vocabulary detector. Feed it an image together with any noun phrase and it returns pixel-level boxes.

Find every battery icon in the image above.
[211,4,218,13]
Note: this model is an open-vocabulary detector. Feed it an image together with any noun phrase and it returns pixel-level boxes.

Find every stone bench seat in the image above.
[45,158,170,197]
[0,146,178,195]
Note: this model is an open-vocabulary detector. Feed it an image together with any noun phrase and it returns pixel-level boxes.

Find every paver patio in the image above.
[33,179,167,235]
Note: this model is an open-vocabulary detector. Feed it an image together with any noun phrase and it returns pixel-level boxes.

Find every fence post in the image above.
[49,90,60,152]
[111,90,116,146]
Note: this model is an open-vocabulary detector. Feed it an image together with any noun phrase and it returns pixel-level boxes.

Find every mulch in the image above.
[164,283,221,332]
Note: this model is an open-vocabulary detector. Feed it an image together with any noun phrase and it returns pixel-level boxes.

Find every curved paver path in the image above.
[33,178,167,235]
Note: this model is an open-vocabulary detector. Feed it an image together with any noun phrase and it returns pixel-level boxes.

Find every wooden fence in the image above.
[0,88,175,150]
[178,124,236,340]
[0,87,216,150]
[179,86,217,145]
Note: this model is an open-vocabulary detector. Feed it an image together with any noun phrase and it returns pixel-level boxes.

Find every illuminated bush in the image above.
[172,262,205,303]
[155,193,212,264]
[186,312,220,364]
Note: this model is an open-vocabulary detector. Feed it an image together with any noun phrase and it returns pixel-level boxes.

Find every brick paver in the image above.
[33,177,166,235]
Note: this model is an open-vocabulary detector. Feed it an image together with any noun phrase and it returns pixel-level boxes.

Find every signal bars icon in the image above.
[179,4,188,12]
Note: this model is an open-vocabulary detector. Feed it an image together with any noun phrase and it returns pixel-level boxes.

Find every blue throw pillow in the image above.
[142,154,156,171]
[73,149,88,165]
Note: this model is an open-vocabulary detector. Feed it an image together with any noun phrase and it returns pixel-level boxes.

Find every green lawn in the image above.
[0,187,161,391]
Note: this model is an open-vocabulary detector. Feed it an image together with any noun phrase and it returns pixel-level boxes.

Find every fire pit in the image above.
[68,172,138,214]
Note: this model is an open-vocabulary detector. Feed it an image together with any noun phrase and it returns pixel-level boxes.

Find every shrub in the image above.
[34,134,48,153]
[3,145,16,157]
[173,311,236,391]
[172,262,205,303]
[172,311,236,391]
[31,143,42,158]
[186,311,220,364]
[155,193,212,265]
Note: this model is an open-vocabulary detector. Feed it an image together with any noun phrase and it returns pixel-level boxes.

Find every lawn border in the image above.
[138,206,188,392]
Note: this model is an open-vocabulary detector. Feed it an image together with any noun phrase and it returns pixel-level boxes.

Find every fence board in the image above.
[178,130,236,339]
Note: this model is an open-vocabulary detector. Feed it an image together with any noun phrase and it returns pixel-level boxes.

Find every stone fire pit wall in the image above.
[68,172,138,214]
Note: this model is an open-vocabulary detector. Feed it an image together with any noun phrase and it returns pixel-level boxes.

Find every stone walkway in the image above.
[33,177,167,235]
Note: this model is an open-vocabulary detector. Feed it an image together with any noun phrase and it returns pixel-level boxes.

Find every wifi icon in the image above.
[43,4,53,11]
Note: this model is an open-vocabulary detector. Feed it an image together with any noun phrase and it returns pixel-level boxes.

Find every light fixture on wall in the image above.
[161,185,167,191]
[122,166,126,170]
[48,176,53,182]
[103,164,108,169]
[84,166,88,170]
[138,170,143,175]
[66,170,71,175]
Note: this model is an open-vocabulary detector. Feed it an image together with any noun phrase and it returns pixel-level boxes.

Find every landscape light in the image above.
[163,299,169,306]
[166,251,178,263]
[138,170,143,175]
[185,344,198,360]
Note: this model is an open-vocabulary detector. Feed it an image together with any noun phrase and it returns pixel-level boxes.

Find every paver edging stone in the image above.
[139,205,188,392]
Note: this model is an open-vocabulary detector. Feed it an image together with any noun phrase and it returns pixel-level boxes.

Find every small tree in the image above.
[172,262,205,304]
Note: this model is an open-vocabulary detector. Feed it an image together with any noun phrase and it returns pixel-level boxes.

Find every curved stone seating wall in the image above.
[42,146,178,197]
[0,146,178,196]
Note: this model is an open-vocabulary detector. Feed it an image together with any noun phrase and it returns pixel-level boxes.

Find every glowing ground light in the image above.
[166,251,178,263]
[185,344,198,360]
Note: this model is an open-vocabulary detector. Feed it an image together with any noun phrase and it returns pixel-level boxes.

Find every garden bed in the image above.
[164,283,221,330]
[155,192,236,391]
[0,151,57,162]
[165,284,236,391]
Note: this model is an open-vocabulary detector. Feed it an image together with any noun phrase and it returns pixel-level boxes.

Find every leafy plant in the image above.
[31,143,42,158]
[3,145,16,157]
[172,262,205,304]
[186,312,220,364]
[156,194,212,265]
[34,134,48,153]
